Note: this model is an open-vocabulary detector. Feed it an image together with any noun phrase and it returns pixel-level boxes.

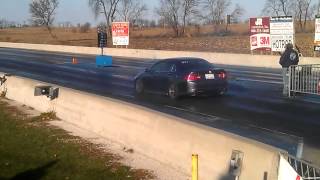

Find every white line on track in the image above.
[226,69,282,77]
[119,94,135,99]
[235,78,282,84]
[166,106,301,140]
[248,124,302,139]
[164,105,222,121]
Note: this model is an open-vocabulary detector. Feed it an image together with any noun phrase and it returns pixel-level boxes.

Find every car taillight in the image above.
[217,72,227,79]
[185,72,201,81]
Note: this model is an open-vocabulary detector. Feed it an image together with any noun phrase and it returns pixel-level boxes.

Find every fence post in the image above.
[192,154,198,180]
[288,67,292,98]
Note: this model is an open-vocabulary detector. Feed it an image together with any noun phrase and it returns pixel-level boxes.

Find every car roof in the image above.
[162,57,206,63]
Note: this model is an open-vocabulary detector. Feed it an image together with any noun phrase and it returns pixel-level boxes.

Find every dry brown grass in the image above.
[0,23,317,57]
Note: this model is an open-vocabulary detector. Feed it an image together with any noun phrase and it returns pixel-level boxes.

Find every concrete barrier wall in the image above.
[0,42,319,68]
[1,74,282,180]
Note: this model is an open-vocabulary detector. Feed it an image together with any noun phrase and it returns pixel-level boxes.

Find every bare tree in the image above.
[279,0,293,16]
[294,0,313,32]
[231,3,245,23]
[88,0,121,34]
[156,0,181,36]
[262,0,294,16]
[263,0,280,16]
[181,0,200,35]
[29,0,59,37]
[118,0,147,26]
[202,0,231,24]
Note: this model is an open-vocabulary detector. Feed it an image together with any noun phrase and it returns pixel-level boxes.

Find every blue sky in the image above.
[0,0,265,25]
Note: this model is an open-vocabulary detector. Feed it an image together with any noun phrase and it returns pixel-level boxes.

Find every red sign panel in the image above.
[112,22,129,46]
[249,17,271,51]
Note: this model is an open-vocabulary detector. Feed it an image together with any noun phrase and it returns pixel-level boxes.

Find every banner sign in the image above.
[278,156,303,180]
[250,17,271,50]
[314,15,320,51]
[270,16,294,52]
[112,22,129,46]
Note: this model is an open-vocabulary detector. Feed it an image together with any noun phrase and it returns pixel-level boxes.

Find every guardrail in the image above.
[289,64,320,97]
[1,75,283,180]
[287,154,320,180]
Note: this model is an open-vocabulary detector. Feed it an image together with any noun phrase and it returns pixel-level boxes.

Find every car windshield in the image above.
[176,59,213,72]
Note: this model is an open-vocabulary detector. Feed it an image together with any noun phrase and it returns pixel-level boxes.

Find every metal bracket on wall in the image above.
[34,86,59,100]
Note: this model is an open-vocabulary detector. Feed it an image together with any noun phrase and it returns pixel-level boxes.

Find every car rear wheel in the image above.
[216,88,227,96]
[168,84,179,100]
[135,79,144,94]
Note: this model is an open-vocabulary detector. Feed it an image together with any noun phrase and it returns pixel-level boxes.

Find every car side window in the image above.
[151,62,171,72]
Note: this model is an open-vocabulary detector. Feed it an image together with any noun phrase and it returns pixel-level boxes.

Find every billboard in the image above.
[270,16,294,52]
[112,22,129,46]
[314,15,320,51]
[249,17,271,50]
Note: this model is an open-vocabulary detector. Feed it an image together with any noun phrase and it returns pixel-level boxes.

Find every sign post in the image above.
[249,17,271,53]
[96,25,112,67]
[270,16,294,52]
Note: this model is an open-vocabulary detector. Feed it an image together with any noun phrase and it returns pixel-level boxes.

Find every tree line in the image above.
[27,0,320,37]
[28,0,245,37]
[263,0,319,32]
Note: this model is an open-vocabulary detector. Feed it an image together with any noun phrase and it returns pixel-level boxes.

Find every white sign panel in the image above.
[270,16,294,52]
[278,156,303,180]
[314,15,320,51]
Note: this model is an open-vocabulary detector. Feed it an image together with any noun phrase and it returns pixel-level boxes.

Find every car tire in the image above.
[168,84,179,100]
[135,79,144,95]
[215,88,227,96]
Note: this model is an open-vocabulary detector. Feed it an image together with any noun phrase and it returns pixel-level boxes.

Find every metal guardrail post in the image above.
[288,67,292,98]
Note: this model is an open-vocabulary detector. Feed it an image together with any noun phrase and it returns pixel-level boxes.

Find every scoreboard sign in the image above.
[249,17,271,50]
[270,16,294,52]
[98,33,107,48]
[97,26,107,48]
[112,22,129,46]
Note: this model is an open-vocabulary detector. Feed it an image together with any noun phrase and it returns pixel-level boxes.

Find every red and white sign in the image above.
[278,156,303,180]
[250,17,271,50]
[112,22,129,46]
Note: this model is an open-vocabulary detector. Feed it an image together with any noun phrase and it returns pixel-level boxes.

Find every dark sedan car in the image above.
[134,58,228,99]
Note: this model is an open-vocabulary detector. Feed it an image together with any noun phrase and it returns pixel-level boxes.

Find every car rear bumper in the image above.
[185,80,228,96]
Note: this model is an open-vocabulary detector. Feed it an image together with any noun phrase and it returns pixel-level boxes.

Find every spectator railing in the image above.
[286,153,320,180]
[288,65,320,97]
